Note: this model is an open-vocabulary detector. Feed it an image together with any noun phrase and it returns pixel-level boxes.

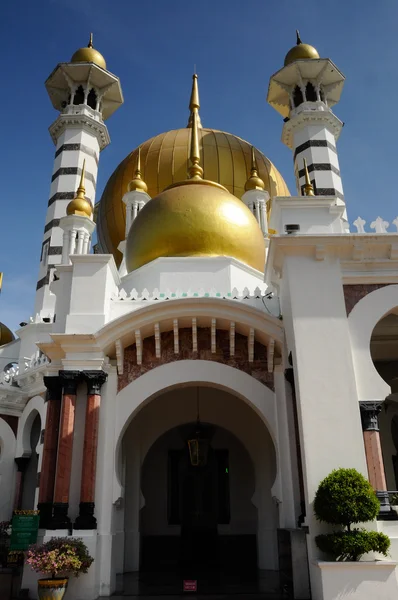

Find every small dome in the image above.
[284,31,319,66]
[71,34,106,70]
[0,322,15,346]
[66,196,93,217]
[125,182,266,273]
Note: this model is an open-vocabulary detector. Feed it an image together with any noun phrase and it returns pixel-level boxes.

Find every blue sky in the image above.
[1,0,397,331]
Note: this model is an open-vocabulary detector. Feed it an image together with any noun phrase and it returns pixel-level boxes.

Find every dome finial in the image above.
[188,102,204,180]
[245,146,265,191]
[187,73,202,129]
[66,160,93,217]
[128,147,148,193]
[303,158,315,196]
[296,29,302,45]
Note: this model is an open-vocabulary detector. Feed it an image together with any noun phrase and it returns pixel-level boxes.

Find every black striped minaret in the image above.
[34,34,123,318]
[267,31,345,201]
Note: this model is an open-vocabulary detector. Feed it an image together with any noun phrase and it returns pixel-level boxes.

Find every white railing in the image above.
[111,287,267,302]
[353,216,398,234]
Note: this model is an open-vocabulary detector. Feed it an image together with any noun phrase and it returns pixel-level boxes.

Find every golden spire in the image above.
[245,146,265,191]
[303,158,315,196]
[188,104,204,180]
[296,29,302,45]
[88,33,93,48]
[187,74,202,129]
[128,147,148,193]
[66,160,93,217]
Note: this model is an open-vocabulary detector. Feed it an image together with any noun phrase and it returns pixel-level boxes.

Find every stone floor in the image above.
[102,571,285,598]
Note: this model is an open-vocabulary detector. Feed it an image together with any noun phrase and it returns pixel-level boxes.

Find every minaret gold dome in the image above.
[245,146,265,191]
[71,33,107,70]
[66,161,93,217]
[284,30,320,66]
[127,147,148,193]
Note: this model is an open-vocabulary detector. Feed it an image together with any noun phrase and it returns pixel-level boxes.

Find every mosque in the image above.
[1,30,398,600]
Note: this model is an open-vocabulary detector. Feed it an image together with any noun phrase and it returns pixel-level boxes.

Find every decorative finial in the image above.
[128,147,148,193]
[244,146,265,191]
[296,29,302,45]
[187,73,202,129]
[66,159,93,217]
[88,33,93,48]
[77,159,86,196]
[188,107,204,180]
[303,158,315,196]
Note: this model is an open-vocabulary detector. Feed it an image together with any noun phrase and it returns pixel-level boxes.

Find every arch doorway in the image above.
[120,384,279,595]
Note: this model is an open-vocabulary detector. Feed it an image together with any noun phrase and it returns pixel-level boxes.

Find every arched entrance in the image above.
[119,382,279,595]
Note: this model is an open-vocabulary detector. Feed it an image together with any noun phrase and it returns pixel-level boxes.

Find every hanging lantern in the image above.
[188,424,209,467]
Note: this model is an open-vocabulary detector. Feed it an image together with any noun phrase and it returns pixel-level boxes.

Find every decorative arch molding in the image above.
[349,284,398,401]
[16,395,46,458]
[114,360,278,499]
[0,418,16,520]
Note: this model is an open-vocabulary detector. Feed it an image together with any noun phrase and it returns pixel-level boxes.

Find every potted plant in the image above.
[26,537,94,599]
[314,467,390,561]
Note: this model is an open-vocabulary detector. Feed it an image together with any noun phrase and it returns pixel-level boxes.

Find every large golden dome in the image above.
[0,322,14,346]
[126,182,266,273]
[97,128,290,264]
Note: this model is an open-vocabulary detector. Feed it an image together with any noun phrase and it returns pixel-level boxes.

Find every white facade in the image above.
[2,35,398,600]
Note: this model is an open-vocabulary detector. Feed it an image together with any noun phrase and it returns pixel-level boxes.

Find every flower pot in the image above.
[38,578,68,600]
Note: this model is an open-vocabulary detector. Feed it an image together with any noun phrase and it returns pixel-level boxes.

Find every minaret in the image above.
[119,148,150,276]
[267,31,345,200]
[34,34,123,318]
[242,146,269,237]
[59,161,96,263]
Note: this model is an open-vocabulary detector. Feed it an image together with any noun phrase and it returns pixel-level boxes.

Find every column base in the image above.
[48,502,71,529]
[74,502,97,529]
[37,502,53,528]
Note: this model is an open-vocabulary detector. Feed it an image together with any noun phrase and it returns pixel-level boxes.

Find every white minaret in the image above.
[34,34,123,318]
[267,31,345,200]
[241,146,269,238]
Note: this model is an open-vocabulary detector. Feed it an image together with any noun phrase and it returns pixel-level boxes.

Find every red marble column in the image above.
[49,371,80,529]
[75,371,107,529]
[13,457,29,510]
[37,376,62,527]
[360,402,390,514]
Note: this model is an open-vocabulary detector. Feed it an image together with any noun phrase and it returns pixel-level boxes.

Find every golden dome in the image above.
[125,182,266,273]
[97,128,289,264]
[71,33,106,70]
[67,160,93,217]
[284,30,320,66]
[0,322,14,346]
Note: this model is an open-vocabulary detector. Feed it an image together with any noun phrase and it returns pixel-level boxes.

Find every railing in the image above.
[353,216,398,234]
[112,287,268,302]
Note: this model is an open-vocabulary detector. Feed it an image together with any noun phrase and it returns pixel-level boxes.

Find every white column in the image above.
[69,229,77,255]
[62,230,69,264]
[83,232,90,255]
[76,230,84,255]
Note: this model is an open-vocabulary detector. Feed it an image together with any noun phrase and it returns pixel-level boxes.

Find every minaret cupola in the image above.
[267,31,345,201]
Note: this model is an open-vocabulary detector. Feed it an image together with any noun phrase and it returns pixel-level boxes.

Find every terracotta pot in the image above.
[38,578,68,600]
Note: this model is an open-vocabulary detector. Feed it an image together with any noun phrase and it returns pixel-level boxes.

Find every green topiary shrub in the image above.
[314,468,390,561]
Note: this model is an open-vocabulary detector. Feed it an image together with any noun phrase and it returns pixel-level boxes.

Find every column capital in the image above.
[82,370,108,395]
[43,375,62,402]
[359,401,384,432]
[59,370,81,395]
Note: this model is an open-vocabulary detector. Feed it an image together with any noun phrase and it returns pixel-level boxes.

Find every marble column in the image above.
[360,401,390,514]
[74,370,108,529]
[49,370,80,529]
[37,376,62,528]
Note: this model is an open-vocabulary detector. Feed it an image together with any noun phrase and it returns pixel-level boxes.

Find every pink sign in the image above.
[183,580,197,592]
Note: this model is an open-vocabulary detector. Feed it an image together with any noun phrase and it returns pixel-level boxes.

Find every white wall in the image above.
[0,418,16,520]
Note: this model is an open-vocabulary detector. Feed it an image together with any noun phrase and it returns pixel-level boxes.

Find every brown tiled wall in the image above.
[118,327,274,392]
[343,284,388,316]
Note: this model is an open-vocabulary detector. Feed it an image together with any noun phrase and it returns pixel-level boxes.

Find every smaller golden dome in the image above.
[245,147,265,191]
[71,33,106,70]
[67,160,93,217]
[0,322,15,346]
[127,147,148,193]
[284,30,319,66]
